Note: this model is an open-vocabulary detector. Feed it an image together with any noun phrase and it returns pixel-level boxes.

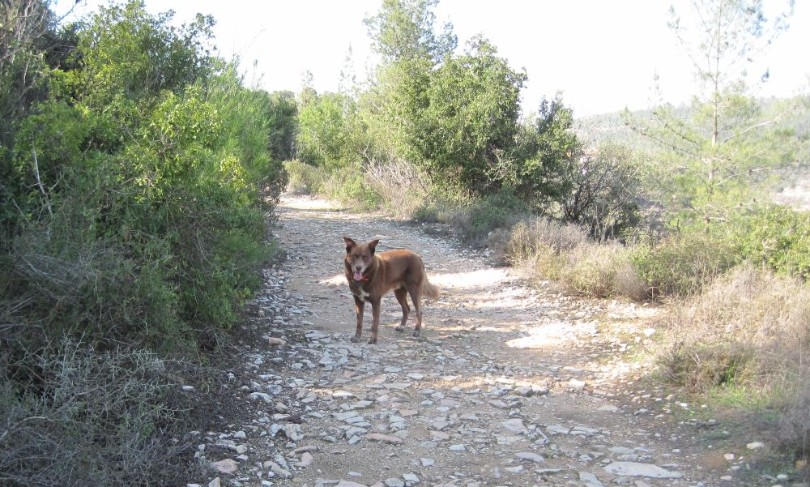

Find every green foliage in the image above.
[320,168,382,210]
[359,56,433,163]
[297,91,360,170]
[631,231,739,297]
[626,0,796,230]
[267,90,298,161]
[454,189,530,244]
[364,0,456,64]
[419,37,526,192]
[357,0,579,212]
[3,0,283,349]
[283,160,326,195]
[730,205,810,279]
[67,0,214,107]
[1,0,75,240]
[501,96,580,208]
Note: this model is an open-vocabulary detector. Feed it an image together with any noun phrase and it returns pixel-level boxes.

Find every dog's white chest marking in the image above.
[355,288,370,302]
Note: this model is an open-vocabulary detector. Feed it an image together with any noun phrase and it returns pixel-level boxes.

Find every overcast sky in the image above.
[57,0,809,117]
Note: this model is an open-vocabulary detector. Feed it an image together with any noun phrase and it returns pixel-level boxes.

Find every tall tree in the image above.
[364,0,456,64]
[360,0,456,163]
[627,0,796,228]
[267,90,298,162]
[419,36,526,192]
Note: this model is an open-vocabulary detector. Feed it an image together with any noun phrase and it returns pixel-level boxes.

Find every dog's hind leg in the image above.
[407,284,423,337]
[393,286,410,333]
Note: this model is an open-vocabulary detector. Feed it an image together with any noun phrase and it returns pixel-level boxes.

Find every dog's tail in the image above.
[422,278,440,299]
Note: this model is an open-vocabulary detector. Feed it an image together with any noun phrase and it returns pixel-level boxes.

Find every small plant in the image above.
[564,243,645,299]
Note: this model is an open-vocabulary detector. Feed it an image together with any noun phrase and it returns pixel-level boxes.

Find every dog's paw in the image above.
[412,330,421,338]
[367,338,377,345]
[394,326,405,333]
[350,336,361,343]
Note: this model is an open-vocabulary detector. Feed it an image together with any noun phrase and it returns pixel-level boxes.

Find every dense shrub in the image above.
[0,339,195,486]
[284,160,326,195]
[453,189,531,244]
[0,3,286,483]
[730,204,810,280]
[321,169,382,210]
[631,231,739,297]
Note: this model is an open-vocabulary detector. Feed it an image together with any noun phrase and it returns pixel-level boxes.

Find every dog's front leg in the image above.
[351,297,365,343]
[369,298,382,344]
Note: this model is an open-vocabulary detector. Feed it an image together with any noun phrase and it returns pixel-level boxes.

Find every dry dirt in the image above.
[197,194,791,487]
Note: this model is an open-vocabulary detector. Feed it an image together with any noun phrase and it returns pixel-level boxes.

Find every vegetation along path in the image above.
[192,195,784,487]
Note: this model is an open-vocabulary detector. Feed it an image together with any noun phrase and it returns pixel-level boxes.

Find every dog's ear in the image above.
[343,237,356,253]
[368,239,380,254]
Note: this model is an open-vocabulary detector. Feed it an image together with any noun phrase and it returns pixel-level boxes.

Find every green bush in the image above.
[730,205,810,280]
[284,160,326,195]
[320,170,382,210]
[631,230,738,297]
[454,189,530,244]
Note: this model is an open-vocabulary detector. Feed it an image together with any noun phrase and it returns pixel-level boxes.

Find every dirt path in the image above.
[194,195,770,487]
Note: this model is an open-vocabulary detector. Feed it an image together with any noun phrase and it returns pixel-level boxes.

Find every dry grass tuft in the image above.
[656,265,810,463]
[365,158,433,218]
[507,218,647,300]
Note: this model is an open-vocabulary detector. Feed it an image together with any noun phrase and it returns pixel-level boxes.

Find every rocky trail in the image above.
[187,195,787,487]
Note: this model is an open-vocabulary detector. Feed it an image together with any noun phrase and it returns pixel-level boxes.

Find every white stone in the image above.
[515,451,545,464]
[211,459,238,474]
[603,462,682,479]
[547,424,570,435]
[402,472,420,486]
[500,418,528,435]
[579,471,605,487]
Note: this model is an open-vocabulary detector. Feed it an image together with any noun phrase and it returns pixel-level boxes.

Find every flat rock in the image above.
[515,451,545,463]
[366,432,403,444]
[604,462,683,479]
[296,451,314,467]
[211,459,238,474]
[579,471,605,487]
[500,418,528,435]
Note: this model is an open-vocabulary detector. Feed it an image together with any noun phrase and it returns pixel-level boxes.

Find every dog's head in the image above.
[343,237,379,282]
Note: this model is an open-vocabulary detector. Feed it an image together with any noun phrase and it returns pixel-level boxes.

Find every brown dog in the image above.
[343,237,439,344]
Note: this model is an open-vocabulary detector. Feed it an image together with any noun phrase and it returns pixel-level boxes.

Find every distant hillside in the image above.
[575,95,809,153]
[574,95,810,211]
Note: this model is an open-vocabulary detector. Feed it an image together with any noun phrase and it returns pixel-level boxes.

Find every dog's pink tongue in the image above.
[353,271,364,281]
